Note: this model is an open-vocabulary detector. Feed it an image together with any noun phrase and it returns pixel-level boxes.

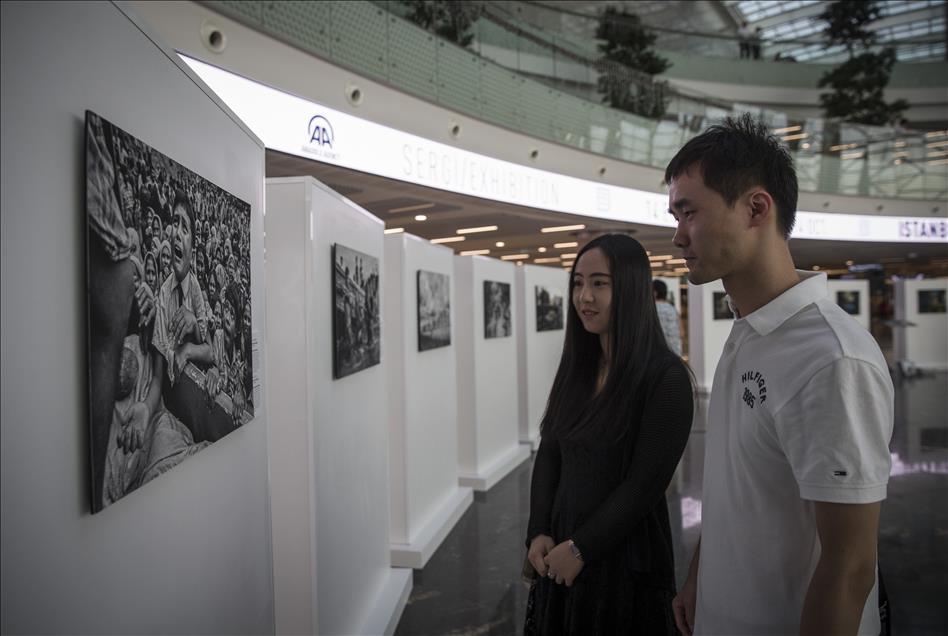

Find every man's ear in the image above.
[747,190,775,229]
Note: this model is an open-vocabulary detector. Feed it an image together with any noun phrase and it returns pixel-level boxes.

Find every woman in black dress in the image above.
[525,234,694,635]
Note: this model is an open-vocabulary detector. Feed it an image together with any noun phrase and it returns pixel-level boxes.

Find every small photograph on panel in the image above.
[712,291,734,320]
[836,290,860,315]
[333,244,381,378]
[918,289,946,313]
[417,270,451,351]
[535,285,564,332]
[484,280,512,338]
[85,110,254,513]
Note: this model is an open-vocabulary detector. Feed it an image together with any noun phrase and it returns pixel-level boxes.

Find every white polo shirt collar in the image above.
[726,270,827,337]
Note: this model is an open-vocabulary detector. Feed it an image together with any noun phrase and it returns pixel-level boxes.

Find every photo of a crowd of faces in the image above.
[85,111,253,512]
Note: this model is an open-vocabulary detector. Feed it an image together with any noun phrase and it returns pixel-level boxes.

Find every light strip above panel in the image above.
[182,56,947,244]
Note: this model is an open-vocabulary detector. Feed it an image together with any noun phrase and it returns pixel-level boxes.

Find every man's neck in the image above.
[722,248,800,318]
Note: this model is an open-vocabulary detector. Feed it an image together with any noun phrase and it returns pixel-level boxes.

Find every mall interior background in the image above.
[1,1,945,634]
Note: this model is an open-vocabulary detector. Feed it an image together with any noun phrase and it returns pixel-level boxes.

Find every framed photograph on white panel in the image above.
[333,243,381,378]
[918,289,946,313]
[712,291,734,321]
[85,110,254,513]
[417,270,451,351]
[535,285,564,332]
[484,280,511,338]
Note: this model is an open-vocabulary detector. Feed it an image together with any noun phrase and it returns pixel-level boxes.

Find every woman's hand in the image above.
[543,540,584,586]
[527,534,555,578]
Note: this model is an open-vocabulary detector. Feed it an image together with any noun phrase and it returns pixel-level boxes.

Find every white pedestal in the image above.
[266,177,409,635]
[687,280,731,393]
[384,233,473,569]
[515,264,569,447]
[455,256,527,491]
[894,277,948,371]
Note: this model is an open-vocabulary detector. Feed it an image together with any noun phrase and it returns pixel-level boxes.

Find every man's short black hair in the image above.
[652,279,668,300]
[664,113,798,239]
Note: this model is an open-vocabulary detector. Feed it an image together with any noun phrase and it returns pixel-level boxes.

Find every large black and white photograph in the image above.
[836,290,860,315]
[85,110,254,513]
[484,280,512,338]
[417,270,451,351]
[535,285,564,332]
[918,289,946,314]
[333,243,381,378]
[712,291,734,320]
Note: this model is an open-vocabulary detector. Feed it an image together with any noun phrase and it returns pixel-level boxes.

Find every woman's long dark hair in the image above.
[540,234,674,441]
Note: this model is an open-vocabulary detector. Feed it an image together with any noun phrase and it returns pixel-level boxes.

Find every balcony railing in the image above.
[204,1,948,201]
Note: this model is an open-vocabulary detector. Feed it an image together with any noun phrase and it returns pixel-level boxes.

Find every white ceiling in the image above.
[266,150,947,276]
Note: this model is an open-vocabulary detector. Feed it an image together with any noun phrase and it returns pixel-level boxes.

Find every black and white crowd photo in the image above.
[333,243,381,378]
[85,110,254,512]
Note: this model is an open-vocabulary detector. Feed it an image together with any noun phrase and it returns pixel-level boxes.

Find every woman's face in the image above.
[145,259,157,290]
[160,247,172,275]
[572,247,612,336]
[223,297,236,340]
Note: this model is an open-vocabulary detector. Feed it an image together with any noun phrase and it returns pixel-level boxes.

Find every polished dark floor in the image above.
[395,371,948,636]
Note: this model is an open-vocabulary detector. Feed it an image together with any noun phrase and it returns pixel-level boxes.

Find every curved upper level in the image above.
[201,0,947,203]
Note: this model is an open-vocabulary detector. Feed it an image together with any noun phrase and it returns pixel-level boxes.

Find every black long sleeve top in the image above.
[526,358,694,590]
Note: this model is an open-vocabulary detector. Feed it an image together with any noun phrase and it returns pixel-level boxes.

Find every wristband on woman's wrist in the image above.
[568,539,583,562]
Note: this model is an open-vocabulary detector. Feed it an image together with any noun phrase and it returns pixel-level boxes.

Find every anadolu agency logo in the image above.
[303,114,339,160]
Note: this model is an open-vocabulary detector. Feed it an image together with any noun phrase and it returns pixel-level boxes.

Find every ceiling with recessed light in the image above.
[266,150,947,276]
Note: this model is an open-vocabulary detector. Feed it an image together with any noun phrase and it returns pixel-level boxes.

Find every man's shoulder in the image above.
[794,299,887,369]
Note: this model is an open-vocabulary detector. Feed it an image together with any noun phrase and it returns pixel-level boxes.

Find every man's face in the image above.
[668,167,749,285]
[172,203,193,283]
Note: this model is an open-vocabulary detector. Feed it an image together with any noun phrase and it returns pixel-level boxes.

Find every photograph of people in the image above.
[524,233,694,634]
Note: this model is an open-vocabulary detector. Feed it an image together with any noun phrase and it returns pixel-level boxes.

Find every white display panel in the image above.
[265,178,410,635]
[1,3,272,633]
[384,233,473,569]
[826,279,871,330]
[894,278,948,371]
[687,280,732,394]
[456,257,530,490]
[516,265,570,448]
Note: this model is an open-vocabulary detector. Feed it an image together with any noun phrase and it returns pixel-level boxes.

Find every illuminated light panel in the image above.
[384,227,404,234]
[773,125,802,134]
[554,241,578,248]
[456,225,498,234]
[649,254,673,261]
[927,140,948,148]
[541,224,585,233]
[431,236,465,244]
[389,202,434,214]
[829,143,859,151]
[560,252,578,260]
[414,214,428,221]
[500,254,530,260]
[841,151,865,160]
[538,247,547,253]
[780,133,808,142]
[924,130,947,138]
[667,258,686,264]
[928,158,948,166]
[495,241,505,247]
[534,257,561,264]
[180,58,948,245]
[460,249,490,256]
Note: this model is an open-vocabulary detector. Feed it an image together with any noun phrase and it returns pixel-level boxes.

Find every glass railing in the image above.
[204,1,948,201]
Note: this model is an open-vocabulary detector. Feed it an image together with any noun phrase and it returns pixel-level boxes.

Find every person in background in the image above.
[666,114,893,636]
[525,234,694,635]
[737,20,752,59]
[653,279,683,357]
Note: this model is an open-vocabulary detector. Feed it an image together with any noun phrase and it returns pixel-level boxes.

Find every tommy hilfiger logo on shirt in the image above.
[740,370,768,409]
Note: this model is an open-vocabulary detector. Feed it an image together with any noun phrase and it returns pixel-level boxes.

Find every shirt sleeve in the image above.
[571,361,694,563]
[773,357,893,504]
[526,433,561,548]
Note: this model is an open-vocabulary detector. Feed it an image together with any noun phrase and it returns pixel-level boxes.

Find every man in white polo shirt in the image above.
[665,114,894,636]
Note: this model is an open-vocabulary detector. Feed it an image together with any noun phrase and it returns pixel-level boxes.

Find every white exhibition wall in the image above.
[516,265,569,448]
[687,280,731,393]
[827,279,871,330]
[265,178,410,635]
[894,277,948,371]
[456,256,531,490]
[384,233,472,569]
[1,3,272,634]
